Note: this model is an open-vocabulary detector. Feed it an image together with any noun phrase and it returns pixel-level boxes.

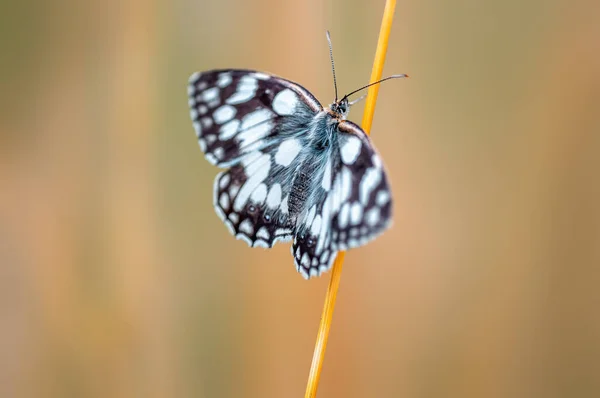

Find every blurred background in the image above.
[1,0,599,397]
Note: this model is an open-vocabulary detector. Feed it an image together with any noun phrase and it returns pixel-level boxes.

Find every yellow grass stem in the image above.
[304,1,397,397]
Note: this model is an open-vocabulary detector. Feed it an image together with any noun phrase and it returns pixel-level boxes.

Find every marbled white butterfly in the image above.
[188,32,405,279]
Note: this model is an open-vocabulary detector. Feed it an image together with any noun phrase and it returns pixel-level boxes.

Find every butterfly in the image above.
[187,33,405,279]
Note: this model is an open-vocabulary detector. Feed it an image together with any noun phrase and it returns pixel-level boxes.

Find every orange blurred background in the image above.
[1,0,599,397]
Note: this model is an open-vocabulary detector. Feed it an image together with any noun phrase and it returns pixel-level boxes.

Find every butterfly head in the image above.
[329,96,350,119]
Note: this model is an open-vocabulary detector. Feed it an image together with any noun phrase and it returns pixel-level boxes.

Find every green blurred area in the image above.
[1,0,599,397]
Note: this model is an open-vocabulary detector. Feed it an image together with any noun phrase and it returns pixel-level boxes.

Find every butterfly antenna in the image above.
[326,30,338,102]
[345,74,408,99]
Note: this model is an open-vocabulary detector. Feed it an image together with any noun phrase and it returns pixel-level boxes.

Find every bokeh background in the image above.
[1,0,599,397]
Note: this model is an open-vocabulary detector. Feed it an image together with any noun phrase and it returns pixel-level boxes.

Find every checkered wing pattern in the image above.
[188,69,393,279]
[188,69,321,167]
[291,121,392,278]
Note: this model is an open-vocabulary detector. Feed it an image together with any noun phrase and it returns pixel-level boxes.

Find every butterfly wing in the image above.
[189,69,393,277]
[291,120,392,278]
[188,69,322,167]
[189,69,323,247]
[213,152,295,248]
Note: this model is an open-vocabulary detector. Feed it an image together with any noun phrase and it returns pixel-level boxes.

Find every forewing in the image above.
[291,121,392,279]
[188,69,322,167]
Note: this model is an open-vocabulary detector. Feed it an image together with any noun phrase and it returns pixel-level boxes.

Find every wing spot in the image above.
[256,227,270,240]
[205,135,217,144]
[341,136,362,164]
[219,193,230,210]
[266,183,282,208]
[213,147,224,160]
[301,253,310,267]
[360,167,382,205]
[213,105,237,124]
[272,88,298,115]
[350,202,363,225]
[219,119,240,140]
[253,240,269,248]
[250,183,268,204]
[311,215,322,235]
[201,117,213,129]
[240,108,272,129]
[372,154,382,169]
[192,122,202,138]
[366,208,380,226]
[228,213,239,224]
[206,154,218,165]
[253,72,270,80]
[238,109,273,147]
[202,87,219,102]
[219,173,230,189]
[338,202,350,228]
[227,76,258,104]
[280,195,289,214]
[239,219,254,236]
[198,138,207,152]
[276,228,292,236]
[340,167,352,203]
[234,154,270,211]
[275,138,302,167]
[217,72,233,87]
[376,190,391,206]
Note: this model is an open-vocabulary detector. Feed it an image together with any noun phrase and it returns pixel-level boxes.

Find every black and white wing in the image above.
[189,69,393,278]
[292,121,392,279]
[188,69,322,247]
[188,69,321,166]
